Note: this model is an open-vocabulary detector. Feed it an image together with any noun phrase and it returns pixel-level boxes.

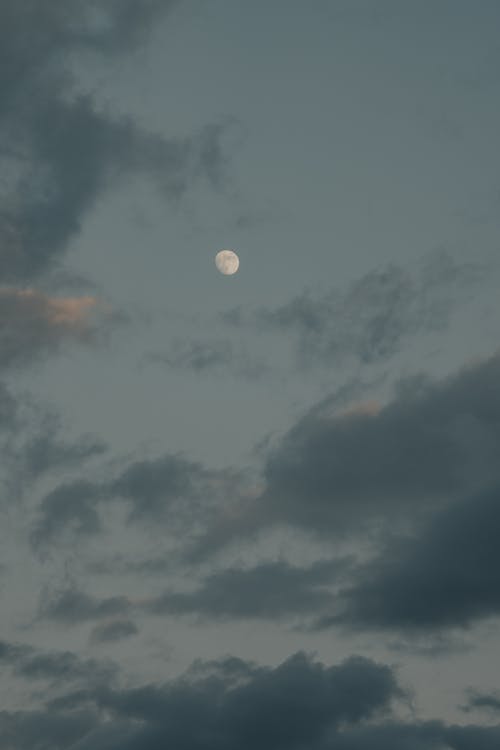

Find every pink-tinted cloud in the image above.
[0,287,118,370]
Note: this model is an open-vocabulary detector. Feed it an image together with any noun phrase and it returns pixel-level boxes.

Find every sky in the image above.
[1,1,500,748]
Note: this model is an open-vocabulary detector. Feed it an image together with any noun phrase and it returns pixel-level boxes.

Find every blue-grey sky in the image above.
[1,2,500,748]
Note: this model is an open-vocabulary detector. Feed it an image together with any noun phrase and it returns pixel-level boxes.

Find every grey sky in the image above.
[1,2,500,748]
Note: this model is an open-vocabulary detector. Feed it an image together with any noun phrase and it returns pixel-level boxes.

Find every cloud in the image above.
[110,454,241,527]
[0,651,402,750]
[198,350,500,550]
[2,647,500,750]
[148,558,349,621]
[0,383,107,506]
[0,639,116,686]
[0,0,230,283]
[30,480,104,550]
[147,338,268,379]
[13,424,105,482]
[223,250,482,368]
[0,287,124,371]
[30,452,243,549]
[37,559,349,628]
[40,585,131,625]
[463,689,500,714]
[89,619,138,645]
[322,484,500,632]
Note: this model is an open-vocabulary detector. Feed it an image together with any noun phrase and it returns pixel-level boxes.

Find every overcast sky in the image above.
[1,2,500,748]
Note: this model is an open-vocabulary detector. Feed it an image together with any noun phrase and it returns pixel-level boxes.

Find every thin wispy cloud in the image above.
[222,250,483,369]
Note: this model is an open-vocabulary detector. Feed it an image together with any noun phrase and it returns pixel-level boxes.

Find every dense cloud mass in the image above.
[263,350,500,531]
[191,351,500,557]
[327,485,500,631]
[0,648,401,749]
[147,558,348,621]
[1,643,499,750]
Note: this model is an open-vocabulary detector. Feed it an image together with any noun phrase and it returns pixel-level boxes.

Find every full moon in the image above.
[215,249,239,276]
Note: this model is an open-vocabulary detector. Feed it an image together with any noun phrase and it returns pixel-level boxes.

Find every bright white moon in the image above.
[215,249,239,275]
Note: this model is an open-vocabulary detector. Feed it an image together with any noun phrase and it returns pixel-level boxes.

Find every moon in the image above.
[215,249,239,276]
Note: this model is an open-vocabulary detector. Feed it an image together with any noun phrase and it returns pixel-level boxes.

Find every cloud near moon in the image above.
[215,250,239,275]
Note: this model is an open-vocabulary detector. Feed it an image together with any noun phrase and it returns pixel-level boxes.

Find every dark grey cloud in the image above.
[13,423,105,482]
[0,0,228,283]
[40,585,131,625]
[0,383,106,506]
[148,558,349,621]
[30,480,104,550]
[0,651,401,750]
[320,485,500,633]
[30,451,242,549]
[0,640,114,749]
[223,250,482,368]
[1,647,499,750]
[73,477,500,637]
[147,338,268,379]
[0,638,116,686]
[89,619,138,645]
[38,559,348,629]
[463,690,500,715]
[195,350,500,555]
[110,453,240,527]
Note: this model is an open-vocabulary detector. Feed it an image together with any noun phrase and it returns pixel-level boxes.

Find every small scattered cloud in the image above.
[147,338,269,379]
[0,383,107,505]
[40,585,131,626]
[222,250,483,369]
[462,689,500,715]
[110,454,241,528]
[89,619,138,645]
[0,638,116,687]
[30,451,244,550]
[30,480,105,551]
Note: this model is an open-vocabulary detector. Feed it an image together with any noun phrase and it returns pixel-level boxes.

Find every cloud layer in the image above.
[1,641,499,750]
